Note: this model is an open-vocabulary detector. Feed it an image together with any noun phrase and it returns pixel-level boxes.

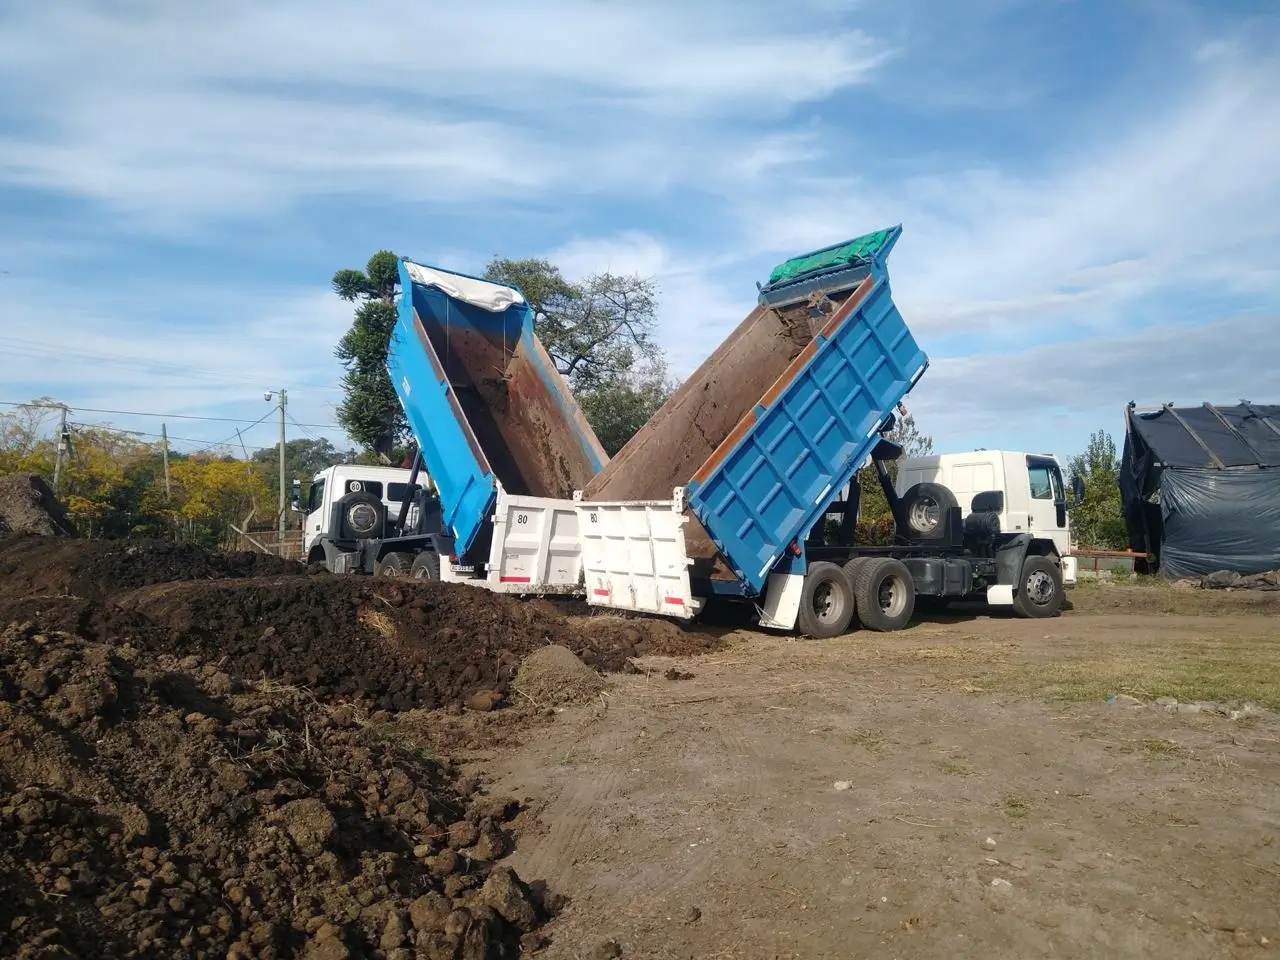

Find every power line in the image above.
[285,411,325,442]
[185,410,278,456]
[0,399,341,430]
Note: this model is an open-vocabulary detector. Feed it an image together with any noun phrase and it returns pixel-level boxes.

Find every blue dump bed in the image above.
[684,225,928,595]
[387,259,606,556]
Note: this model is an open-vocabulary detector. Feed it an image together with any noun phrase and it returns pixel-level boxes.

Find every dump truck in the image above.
[308,260,607,591]
[576,225,1074,634]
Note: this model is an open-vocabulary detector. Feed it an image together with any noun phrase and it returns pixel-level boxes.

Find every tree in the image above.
[251,437,351,500]
[169,455,272,547]
[482,258,665,392]
[575,356,676,457]
[0,398,60,475]
[333,251,408,458]
[1067,429,1127,549]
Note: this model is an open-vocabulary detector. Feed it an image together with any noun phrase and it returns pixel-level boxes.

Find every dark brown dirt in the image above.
[0,534,306,599]
[0,476,77,537]
[417,310,601,499]
[0,621,559,960]
[581,301,820,502]
[0,537,721,958]
[0,538,722,714]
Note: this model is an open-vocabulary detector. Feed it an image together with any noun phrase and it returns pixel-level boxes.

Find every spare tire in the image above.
[899,482,958,541]
[338,490,385,540]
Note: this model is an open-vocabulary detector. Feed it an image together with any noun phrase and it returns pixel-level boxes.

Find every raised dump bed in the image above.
[388,260,607,558]
[579,225,929,604]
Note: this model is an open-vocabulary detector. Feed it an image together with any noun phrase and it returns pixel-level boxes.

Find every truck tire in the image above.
[375,551,413,577]
[899,482,957,541]
[409,551,441,582]
[841,557,873,588]
[1012,555,1063,618]
[796,562,855,639]
[854,557,916,631]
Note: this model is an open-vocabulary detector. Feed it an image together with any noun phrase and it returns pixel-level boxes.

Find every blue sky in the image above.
[1,0,1277,465]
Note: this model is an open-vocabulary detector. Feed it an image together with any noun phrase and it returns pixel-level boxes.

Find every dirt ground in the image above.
[467,584,1280,960]
[3,521,1279,959]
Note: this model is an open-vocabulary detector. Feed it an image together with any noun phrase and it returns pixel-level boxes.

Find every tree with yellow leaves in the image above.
[168,455,272,546]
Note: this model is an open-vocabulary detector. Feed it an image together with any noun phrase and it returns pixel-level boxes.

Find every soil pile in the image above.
[0,535,305,599]
[0,476,77,538]
[514,646,603,707]
[0,538,723,714]
[0,621,560,960]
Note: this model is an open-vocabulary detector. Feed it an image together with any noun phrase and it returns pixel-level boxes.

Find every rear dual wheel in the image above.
[796,557,917,637]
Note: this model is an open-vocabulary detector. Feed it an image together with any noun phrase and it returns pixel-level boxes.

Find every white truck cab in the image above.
[895,450,1077,584]
[298,465,419,561]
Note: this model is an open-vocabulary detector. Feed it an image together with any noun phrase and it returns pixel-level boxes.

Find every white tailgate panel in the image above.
[577,500,697,619]
[487,493,584,594]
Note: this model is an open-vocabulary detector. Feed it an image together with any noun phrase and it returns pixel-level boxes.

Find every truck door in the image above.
[303,475,327,554]
[1025,456,1070,556]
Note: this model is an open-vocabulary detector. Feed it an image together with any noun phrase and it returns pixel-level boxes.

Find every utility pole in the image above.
[52,404,69,494]
[160,423,172,500]
[278,388,287,556]
[265,389,288,556]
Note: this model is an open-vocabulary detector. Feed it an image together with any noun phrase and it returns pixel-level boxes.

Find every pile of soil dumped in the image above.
[514,646,603,707]
[0,622,559,960]
[0,536,723,714]
[0,476,77,537]
[0,534,306,599]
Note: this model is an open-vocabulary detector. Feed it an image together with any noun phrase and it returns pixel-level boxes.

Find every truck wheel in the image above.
[854,558,916,631]
[409,551,441,582]
[842,557,872,587]
[899,483,958,541]
[1013,555,1063,618]
[375,552,413,577]
[796,562,855,638]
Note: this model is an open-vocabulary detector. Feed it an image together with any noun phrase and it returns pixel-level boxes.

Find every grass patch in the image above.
[846,728,886,750]
[936,759,971,776]
[1002,795,1032,819]
[1066,580,1280,618]
[965,634,1280,709]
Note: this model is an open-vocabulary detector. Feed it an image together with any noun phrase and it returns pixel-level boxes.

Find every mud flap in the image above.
[758,572,805,630]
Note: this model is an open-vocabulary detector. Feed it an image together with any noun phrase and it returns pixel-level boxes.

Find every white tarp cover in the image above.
[404,261,526,312]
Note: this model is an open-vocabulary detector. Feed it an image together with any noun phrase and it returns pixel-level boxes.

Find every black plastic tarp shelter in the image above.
[1120,401,1280,577]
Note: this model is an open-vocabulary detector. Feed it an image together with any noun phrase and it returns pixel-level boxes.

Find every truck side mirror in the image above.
[1071,475,1086,501]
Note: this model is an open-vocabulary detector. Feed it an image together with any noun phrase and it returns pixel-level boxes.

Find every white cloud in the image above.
[0,0,885,223]
[734,46,1280,344]
[906,311,1280,457]
[545,232,750,377]
[0,278,354,452]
